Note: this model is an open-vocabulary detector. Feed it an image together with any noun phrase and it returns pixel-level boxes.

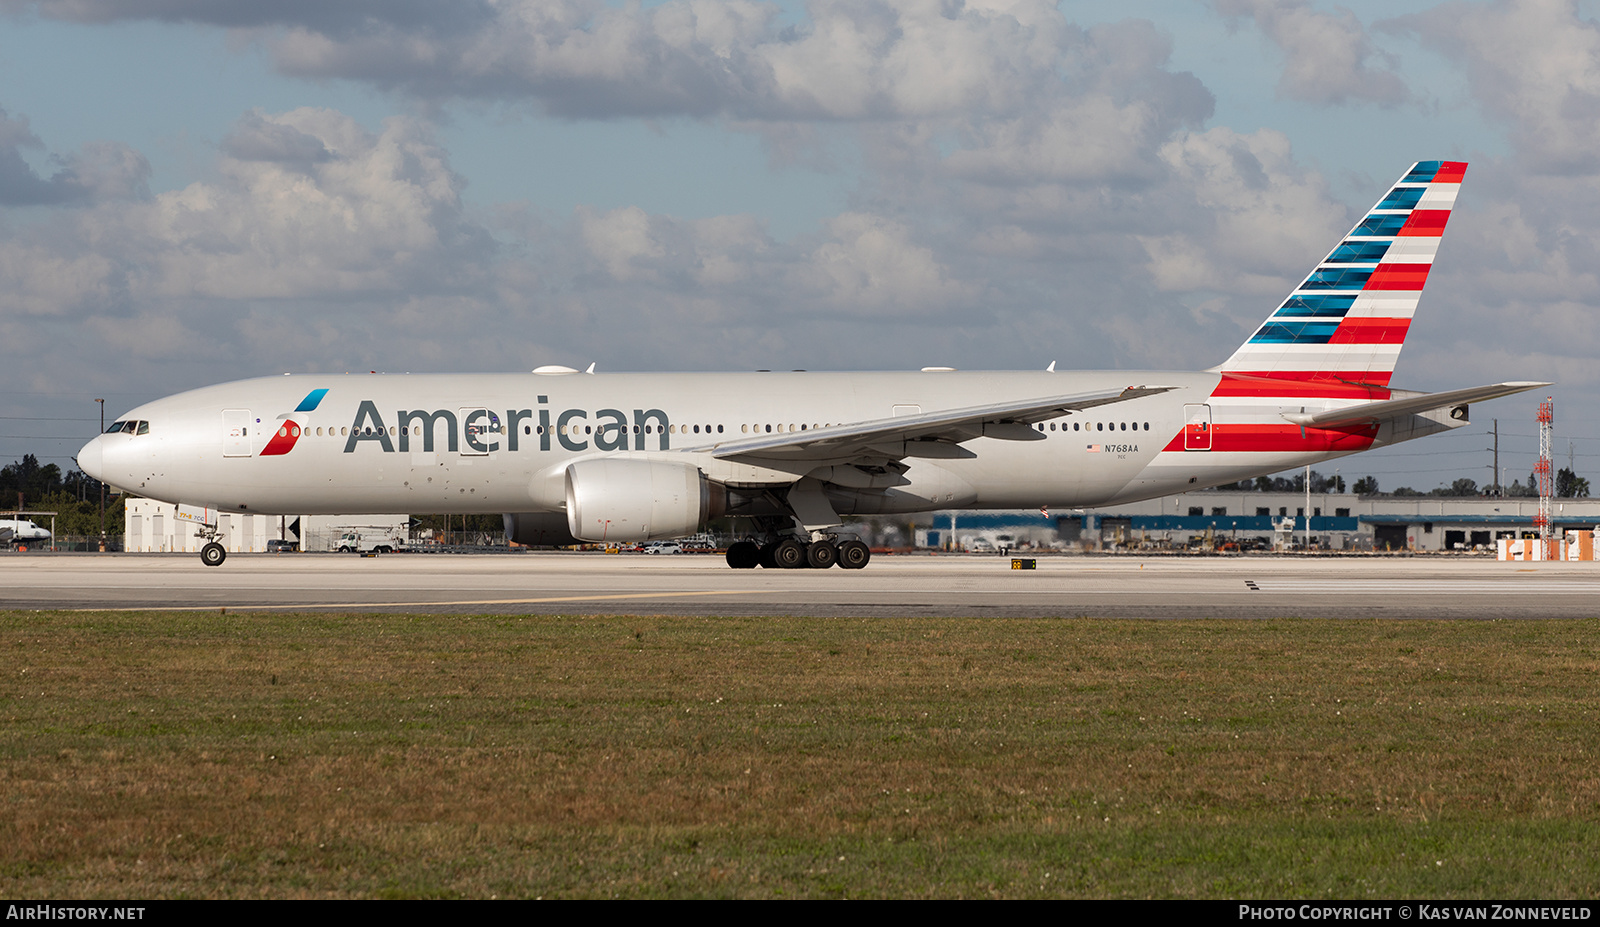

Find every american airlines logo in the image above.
[259,388,330,457]
[342,399,674,454]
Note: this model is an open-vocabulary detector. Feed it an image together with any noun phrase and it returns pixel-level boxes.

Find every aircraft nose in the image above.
[78,434,105,482]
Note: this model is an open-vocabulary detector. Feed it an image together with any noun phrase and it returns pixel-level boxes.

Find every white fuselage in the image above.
[77,368,1455,520]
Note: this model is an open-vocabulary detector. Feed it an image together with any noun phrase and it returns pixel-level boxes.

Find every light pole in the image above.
[95,398,105,550]
[1304,464,1311,551]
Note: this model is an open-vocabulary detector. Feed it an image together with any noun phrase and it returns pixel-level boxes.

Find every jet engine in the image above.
[564,458,717,543]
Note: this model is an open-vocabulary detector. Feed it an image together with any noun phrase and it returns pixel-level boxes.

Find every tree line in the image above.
[1212,469,1592,498]
[1,455,123,536]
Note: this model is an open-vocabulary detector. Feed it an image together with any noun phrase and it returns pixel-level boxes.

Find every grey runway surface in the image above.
[4,551,1600,618]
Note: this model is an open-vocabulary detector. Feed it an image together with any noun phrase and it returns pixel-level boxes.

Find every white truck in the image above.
[333,527,407,554]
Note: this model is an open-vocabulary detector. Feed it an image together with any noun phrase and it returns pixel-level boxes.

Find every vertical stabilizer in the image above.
[1218,161,1466,386]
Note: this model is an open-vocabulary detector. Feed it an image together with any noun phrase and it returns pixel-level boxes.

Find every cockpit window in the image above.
[135,421,149,435]
[106,421,126,434]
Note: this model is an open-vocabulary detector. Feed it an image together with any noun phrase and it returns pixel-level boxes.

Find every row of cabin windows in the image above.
[1037,421,1150,433]
[281,422,837,438]
[281,423,740,438]
[275,419,1156,440]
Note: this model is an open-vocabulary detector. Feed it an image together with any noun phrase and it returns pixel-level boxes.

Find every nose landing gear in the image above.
[201,541,226,567]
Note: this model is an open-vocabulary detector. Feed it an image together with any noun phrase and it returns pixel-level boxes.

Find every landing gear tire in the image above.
[758,541,779,569]
[806,541,839,570]
[726,540,760,569]
[773,539,807,569]
[838,539,870,570]
[201,542,227,567]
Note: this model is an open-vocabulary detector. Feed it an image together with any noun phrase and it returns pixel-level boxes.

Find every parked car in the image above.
[643,541,683,554]
[266,539,299,553]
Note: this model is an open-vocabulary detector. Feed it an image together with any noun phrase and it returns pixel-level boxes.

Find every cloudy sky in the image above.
[2,0,1597,492]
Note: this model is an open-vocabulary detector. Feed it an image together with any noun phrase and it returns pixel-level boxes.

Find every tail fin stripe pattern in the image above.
[1365,265,1431,289]
[1376,187,1426,210]
[1275,295,1355,316]
[1327,241,1392,263]
[1398,211,1451,235]
[1328,319,1410,344]
[1219,160,1465,382]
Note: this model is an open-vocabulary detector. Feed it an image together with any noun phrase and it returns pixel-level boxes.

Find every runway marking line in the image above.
[71,590,749,612]
[1246,580,1600,594]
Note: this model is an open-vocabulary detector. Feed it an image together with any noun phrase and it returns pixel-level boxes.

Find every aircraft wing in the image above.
[1281,381,1549,429]
[687,385,1174,463]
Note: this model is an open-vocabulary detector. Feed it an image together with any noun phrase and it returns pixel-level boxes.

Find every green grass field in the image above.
[2,610,1597,898]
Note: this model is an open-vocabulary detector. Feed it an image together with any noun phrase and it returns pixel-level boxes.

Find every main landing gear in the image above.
[725,538,870,570]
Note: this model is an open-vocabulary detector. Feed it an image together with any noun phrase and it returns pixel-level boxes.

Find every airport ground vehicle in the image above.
[333,529,406,554]
[77,162,1541,570]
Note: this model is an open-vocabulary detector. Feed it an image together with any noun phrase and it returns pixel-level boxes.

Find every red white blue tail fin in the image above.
[1218,161,1466,386]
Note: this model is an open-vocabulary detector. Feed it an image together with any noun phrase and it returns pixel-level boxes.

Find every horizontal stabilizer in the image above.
[1281,381,1548,429]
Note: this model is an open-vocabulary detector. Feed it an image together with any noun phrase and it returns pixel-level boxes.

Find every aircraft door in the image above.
[1183,403,1212,451]
[460,408,501,456]
[223,409,253,457]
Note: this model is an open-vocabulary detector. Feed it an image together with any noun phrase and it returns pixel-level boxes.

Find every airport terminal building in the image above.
[914,492,1600,553]
[122,492,1600,555]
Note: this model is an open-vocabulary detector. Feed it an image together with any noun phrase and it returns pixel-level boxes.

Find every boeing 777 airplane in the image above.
[77,161,1542,568]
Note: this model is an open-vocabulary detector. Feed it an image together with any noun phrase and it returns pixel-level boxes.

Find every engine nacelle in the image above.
[502,512,581,548]
[565,458,714,543]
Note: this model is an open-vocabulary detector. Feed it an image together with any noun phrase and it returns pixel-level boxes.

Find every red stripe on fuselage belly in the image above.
[1212,373,1393,399]
[1162,423,1378,454]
